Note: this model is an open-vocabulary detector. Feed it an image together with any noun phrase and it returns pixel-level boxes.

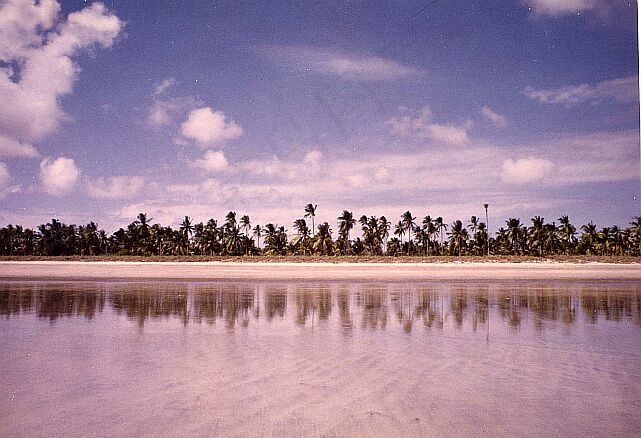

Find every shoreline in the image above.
[1,260,640,281]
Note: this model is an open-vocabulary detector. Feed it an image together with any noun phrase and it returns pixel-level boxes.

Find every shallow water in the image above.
[1,280,640,437]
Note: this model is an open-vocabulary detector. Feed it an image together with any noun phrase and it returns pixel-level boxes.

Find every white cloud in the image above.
[0,0,60,59]
[105,129,637,232]
[152,77,176,96]
[386,106,470,145]
[480,106,507,128]
[0,162,20,198]
[241,150,323,181]
[0,134,39,157]
[147,101,172,127]
[524,76,638,106]
[0,1,123,152]
[189,150,229,173]
[87,176,145,200]
[262,46,424,81]
[39,156,80,195]
[180,107,243,146]
[317,55,422,81]
[500,157,554,184]
[527,0,597,16]
[146,96,200,128]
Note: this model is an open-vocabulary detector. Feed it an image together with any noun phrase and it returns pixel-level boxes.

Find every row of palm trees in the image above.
[1,206,640,257]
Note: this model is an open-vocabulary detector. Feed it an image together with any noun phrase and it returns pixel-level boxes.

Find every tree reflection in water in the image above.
[1,281,639,331]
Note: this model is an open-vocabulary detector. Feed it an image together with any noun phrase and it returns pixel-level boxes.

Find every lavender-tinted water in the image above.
[1,280,640,437]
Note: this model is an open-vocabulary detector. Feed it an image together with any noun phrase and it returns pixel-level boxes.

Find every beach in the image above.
[0,260,639,281]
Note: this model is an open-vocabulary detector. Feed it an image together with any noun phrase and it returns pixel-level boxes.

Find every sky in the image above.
[0,0,639,234]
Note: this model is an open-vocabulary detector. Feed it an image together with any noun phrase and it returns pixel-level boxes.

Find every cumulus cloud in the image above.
[0,1,123,155]
[0,134,39,157]
[386,106,470,145]
[500,157,554,184]
[189,150,229,173]
[261,46,424,81]
[39,156,80,195]
[0,162,20,198]
[480,106,507,128]
[87,175,145,200]
[526,0,597,16]
[180,107,243,146]
[524,76,638,106]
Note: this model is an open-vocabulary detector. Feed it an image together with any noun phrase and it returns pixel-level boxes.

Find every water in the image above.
[1,280,640,437]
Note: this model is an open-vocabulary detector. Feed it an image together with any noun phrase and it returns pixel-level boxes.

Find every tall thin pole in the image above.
[484,204,489,256]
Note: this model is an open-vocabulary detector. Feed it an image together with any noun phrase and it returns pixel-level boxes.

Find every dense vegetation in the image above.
[1,205,640,257]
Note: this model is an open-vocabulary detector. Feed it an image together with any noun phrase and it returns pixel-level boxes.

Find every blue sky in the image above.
[0,0,639,233]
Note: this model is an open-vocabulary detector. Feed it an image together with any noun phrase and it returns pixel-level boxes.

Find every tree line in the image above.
[1,204,640,257]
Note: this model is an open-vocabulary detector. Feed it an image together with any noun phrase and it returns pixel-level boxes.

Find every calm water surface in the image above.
[1,280,640,437]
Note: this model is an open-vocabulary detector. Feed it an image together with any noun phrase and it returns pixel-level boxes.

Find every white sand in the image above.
[0,261,639,281]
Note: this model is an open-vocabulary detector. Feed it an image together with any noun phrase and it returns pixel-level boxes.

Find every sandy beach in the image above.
[0,261,639,281]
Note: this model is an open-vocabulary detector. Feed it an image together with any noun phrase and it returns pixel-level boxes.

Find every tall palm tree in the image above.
[240,215,251,237]
[468,216,479,236]
[304,204,317,236]
[422,216,437,256]
[293,218,310,254]
[401,211,416,255]
[379,216,390,251]
[313,222,334,255]
[506,218,524,255]
[179,216,194,254]
[580,222,598,255]
[225,211,237,229]
[394,220,404,244]
[558,215,577,255]
[337,210,356,255]
[629,216,641,256]
[448,220,467,256]
[434,217,447,255]
[252,224,263,249]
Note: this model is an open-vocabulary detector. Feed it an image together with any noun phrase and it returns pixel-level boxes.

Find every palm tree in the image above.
[401,211,416,255]
[557,215,576,254]
[292,218,310,255]
[337,210,356,255]
[304,203,317,236]
[448,220,467,256]
[506,218,524,255]
[580,222,598,255]
[379,216,390,251]
[629,216,641,255]
[179,216,194,254]
[224,225,243,255]
[434,217,447,255]
[252,224,263,249]
[422,216,437,256]
[240,215,251,236]
[394,220,404,244]
[468,216,479,234]
[225,211,237,229]
[360,216,383,255]
[313,222,334,255]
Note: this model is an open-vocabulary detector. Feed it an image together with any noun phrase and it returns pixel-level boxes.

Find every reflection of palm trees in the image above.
[265,287,287,320]
[360,286,388,330]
